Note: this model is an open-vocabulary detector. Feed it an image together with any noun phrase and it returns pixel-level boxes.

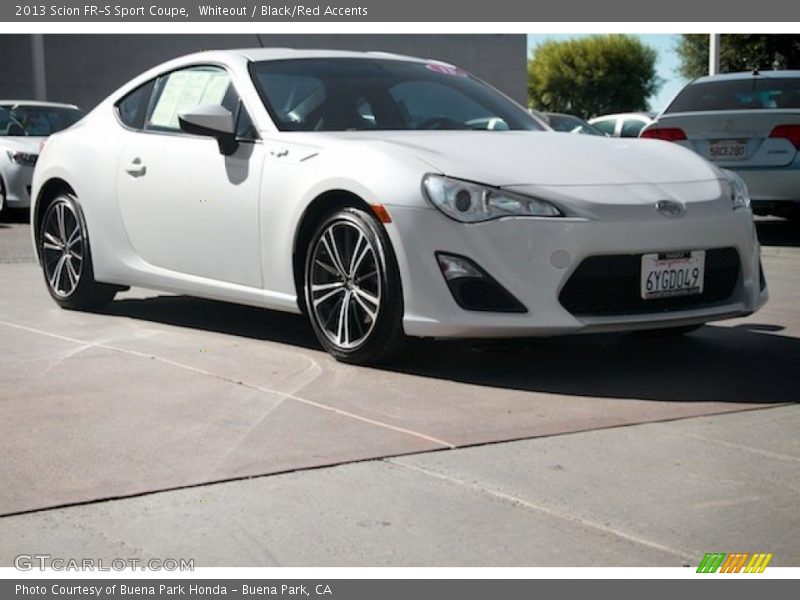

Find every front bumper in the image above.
[1,163,34,209]
[386,195,766,339]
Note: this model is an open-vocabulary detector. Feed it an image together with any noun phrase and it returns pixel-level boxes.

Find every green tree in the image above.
[527,35,660,119]
[677,34,800,80]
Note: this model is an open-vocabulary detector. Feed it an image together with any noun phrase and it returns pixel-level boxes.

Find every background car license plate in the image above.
[641,251,705,300]
[709,139,747,161]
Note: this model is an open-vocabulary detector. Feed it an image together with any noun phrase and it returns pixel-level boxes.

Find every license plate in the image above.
[709,139,747,161]
[641,251,705,300]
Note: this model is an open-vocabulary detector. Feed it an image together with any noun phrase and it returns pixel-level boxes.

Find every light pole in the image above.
[709,33,721,76]
[31,34,47,101]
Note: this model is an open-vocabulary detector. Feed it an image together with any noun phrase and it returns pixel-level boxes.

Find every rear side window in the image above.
[666,77,800,113]
[592,118,616,135]
[116,81,155,129]
[620,119,646,137]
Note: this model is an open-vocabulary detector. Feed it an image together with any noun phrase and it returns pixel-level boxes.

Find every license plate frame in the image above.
[641,250,706,300]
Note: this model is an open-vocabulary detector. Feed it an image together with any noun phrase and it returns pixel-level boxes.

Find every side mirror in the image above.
[178,105,238,155]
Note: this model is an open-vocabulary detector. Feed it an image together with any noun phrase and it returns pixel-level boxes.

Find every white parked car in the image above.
[589,112,656,138]
[31,49,767,364]
[640,71,800,221]
[0,101,83,217]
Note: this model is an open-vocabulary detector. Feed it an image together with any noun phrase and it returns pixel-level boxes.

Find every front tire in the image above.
[39,194,117,310]
[304,207,405,364]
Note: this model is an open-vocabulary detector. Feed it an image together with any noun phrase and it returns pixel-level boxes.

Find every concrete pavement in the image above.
[0,216,798,565]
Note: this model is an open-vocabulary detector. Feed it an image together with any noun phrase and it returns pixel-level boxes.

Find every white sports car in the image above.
[31,49,767,364]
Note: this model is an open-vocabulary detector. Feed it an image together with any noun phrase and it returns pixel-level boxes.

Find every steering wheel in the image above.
[417,116,468,130]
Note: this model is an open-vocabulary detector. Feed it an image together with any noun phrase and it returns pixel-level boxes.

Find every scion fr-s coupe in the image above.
[31,49,767,364]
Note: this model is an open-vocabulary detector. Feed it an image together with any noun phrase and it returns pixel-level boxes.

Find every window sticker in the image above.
[149,70,230,130]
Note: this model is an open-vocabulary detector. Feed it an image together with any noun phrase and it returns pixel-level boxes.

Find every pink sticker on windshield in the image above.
[426,63,468,77]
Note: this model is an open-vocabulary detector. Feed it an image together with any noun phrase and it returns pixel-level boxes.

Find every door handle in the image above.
[124,158,147,177]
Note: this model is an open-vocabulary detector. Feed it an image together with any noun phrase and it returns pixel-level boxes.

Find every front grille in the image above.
[559,248,740,317]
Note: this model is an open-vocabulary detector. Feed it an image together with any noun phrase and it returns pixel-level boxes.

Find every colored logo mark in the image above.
[696,552,773,573]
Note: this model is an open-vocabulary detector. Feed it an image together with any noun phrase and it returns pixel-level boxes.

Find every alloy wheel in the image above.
[309,220,382,350]
[42,199,84,297]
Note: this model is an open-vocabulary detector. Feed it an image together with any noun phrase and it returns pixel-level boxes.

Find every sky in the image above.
[527,34,687,114]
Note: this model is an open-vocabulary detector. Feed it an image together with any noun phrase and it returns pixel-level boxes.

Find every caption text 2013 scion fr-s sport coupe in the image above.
[31,49,768,364]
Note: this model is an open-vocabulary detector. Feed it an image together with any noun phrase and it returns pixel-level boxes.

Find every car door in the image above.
[116,65,264,288]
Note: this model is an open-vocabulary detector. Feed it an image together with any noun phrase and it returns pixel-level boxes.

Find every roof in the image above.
[589,112,656,120]
[0,100,81,110]
[692,70,800,84]
[219,47,444,65]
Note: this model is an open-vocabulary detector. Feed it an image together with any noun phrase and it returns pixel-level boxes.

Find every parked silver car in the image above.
[0,101,83,217]
[640,71,800,221]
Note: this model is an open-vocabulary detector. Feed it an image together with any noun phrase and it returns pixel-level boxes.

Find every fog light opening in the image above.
[435,252,527,313]
[436,253,484,281]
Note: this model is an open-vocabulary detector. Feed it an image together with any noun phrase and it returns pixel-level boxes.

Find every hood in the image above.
[1,136,45,155]
[321,131,720,187]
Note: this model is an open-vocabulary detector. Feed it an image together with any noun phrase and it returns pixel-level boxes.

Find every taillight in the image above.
[768,124,800,150]
[640,127,687,141]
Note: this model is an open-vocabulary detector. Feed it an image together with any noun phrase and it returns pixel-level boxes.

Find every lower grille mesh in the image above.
[559,248,740,317]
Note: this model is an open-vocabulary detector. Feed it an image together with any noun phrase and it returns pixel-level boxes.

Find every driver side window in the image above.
[142,66,257,140]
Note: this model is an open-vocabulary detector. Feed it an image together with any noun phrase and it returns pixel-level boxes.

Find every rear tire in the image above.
[304,207,406,364]
[39,194,118,310]
[0,177,7,219]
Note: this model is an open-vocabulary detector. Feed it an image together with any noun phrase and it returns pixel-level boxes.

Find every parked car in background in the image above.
[31,49,766,364]
[544,112,606,136]
[589,112,656,138]
[0,101,84,217]
[640,71,800,221]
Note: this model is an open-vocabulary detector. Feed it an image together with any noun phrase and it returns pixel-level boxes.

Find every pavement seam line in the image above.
[667,428,800,464]
[0,320,456,450]
[388,459,697,564]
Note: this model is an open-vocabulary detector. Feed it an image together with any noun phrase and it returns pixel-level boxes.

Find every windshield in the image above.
[0,105,84,137]
[250,58,544,132]
[666,77,800,113]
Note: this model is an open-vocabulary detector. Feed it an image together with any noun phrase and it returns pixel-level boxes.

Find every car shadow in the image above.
[756,217,799,247]
[102,294,799,405]
[0,209,30,224]
[103,295,321,350]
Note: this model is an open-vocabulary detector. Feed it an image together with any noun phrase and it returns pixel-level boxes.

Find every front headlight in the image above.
[723,169,751,211]
[6,150,38,167]
[422,174,562,222]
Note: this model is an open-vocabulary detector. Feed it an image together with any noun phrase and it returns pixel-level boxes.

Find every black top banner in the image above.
[4,0,800,22]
